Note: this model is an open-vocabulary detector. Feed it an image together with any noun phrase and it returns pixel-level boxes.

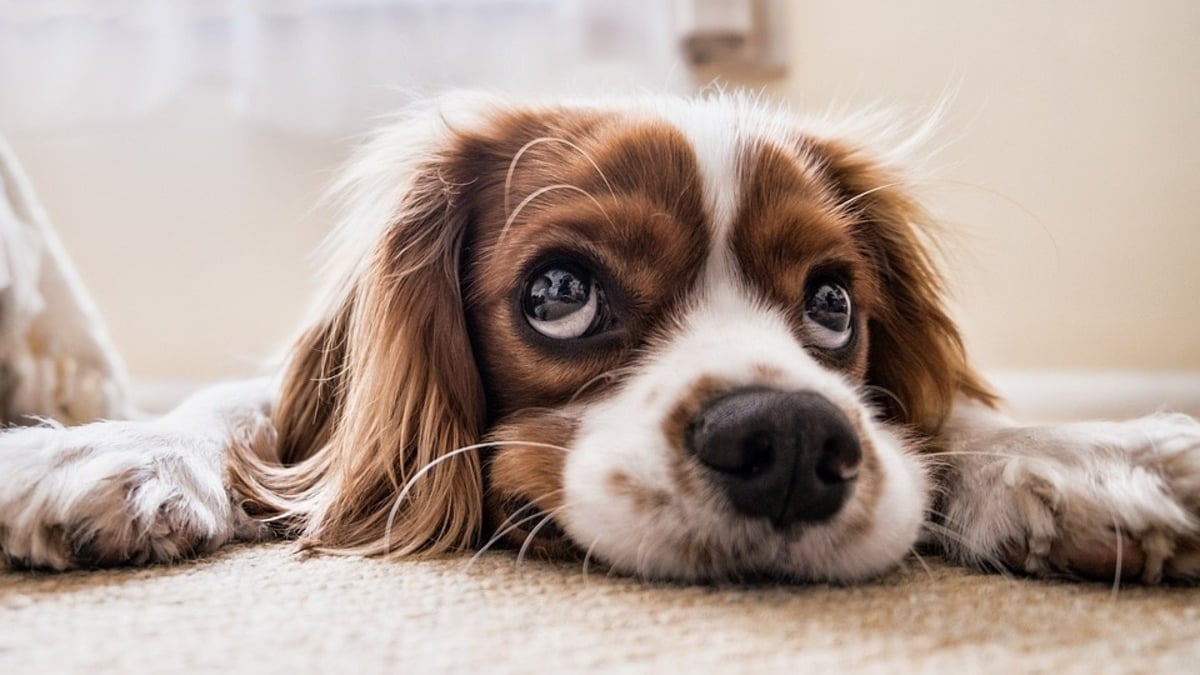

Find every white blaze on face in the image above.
[558,103,929,582]
[652,97,745,282]
[560,279,927,581]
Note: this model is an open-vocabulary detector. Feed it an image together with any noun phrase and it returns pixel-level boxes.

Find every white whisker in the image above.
[581,535,603,584]
[838,181,907,212]
[383,440,568,555]
[499,183,614,246]
[568,366,638,404]
[516,506,568,568]
[909,549,934,582]
[466,498,562,571]
[504,136,617,221]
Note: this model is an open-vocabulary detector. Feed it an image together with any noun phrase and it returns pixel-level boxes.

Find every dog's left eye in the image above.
[804,281,852,350]
[522,263,605,339]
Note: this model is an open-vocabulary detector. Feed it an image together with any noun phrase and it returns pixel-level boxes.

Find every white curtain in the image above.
[0,0,688,136]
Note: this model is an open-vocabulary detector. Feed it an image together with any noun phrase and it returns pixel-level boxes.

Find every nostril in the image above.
[816,437,862,485]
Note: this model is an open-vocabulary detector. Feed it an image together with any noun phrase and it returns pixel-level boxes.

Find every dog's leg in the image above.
[0,378,276,570]
[931,401,1200,582]
[0,137,130,424]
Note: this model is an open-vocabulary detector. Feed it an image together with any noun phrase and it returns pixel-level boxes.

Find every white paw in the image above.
[0,419,267,570]
[935,413,1200,583]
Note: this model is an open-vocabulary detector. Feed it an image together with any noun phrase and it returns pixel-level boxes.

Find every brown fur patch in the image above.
[662,375,731,456]
[484,409,579,557]
[816,139,996,435]
[608,471,671,513]
[661,375,733,500]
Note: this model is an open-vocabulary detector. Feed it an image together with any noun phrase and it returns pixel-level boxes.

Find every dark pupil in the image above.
[527,267,589,321]
[806,284,850,332]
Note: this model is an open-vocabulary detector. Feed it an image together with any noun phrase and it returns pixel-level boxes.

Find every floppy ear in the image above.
[231,106,487,556]
[813,139,996,436]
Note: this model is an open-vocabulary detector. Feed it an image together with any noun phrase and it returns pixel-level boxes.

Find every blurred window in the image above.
[0,0,686,135]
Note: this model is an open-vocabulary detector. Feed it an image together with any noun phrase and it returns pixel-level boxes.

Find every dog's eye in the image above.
[804,281,852,350]
[522,263,604,339]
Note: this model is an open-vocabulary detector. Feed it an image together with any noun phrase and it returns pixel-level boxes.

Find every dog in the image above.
[2,92,1198,583]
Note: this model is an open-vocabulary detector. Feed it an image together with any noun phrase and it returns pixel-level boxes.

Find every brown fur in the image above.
[483,409,578,556]
[464,118,710,414]
[231,146,488,556]
[805,138,996,435]
[731,139,879,379]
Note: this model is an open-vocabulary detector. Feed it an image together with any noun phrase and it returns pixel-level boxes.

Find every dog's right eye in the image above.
[522,262,606,339]
[803,279,853,350]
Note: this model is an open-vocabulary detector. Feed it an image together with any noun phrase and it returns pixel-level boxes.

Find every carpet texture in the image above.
[3,542,1198,673]
[5,380,1200,673]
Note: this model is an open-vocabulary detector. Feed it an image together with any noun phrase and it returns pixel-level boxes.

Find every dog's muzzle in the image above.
[686,388,862,527]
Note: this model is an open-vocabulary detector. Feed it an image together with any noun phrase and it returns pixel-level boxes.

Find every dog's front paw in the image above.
[0,421,266,570]
[936,413,1200,583]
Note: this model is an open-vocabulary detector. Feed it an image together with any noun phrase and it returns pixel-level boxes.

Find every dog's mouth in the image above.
[487,495,797,580]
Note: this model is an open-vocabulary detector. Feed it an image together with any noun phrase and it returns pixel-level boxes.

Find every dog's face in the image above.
[267,94,989,583]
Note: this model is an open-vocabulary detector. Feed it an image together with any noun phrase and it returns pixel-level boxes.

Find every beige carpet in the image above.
[5,379,1200,674]
[3,542,1199,674]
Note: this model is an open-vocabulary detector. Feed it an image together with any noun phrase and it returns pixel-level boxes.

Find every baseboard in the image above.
[988,371,1200,421]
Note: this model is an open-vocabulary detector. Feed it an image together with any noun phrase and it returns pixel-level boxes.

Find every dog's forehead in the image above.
[458,100,874,335]
[585,99,817,250]
[646,99,749,246]
[644,101,860,292]
[477,100,850,265]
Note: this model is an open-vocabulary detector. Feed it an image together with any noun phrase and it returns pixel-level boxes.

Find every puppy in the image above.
[2,93,1198,583]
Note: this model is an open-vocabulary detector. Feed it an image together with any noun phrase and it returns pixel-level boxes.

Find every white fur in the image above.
[935,401,1200,582]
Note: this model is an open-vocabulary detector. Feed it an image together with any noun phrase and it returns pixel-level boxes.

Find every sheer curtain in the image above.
[0,0,687,136]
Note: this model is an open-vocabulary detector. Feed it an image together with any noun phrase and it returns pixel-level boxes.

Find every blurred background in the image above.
[2,1,1197,412]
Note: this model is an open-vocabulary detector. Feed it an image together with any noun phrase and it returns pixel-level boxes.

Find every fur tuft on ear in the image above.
[812,139,996,436]
[229,99,494,556]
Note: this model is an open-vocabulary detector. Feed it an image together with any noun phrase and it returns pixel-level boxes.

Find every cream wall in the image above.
[763,1,1200,371]
[8,1,1199,379]
[10,89,344,378]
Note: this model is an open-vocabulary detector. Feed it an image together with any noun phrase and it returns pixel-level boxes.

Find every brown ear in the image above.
[231,117,486,556]
[813,139,995,435]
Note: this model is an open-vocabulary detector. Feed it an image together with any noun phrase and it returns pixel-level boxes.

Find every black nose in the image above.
[686,388,862,528]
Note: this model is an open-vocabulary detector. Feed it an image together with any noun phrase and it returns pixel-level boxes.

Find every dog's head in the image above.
[256,93,993,583]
